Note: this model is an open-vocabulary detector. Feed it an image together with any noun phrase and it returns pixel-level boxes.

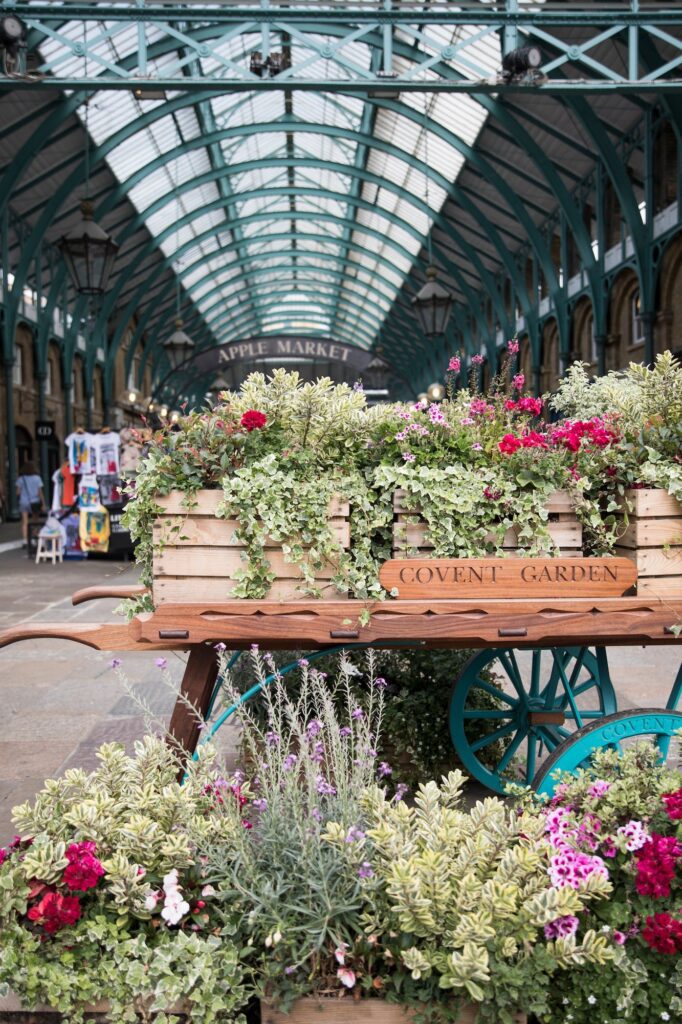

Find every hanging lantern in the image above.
[362,350,390,396]
[411,266,453,338]
[59,199,119,296]
[163,318,195,370]
[427,382,445,402]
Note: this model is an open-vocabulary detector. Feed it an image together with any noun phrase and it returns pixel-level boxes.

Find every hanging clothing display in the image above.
[93,431,121,475]
[77,472,100,508]
[64,431,97,474]
[50,468,62,512]
[61,463,78,506]
[79,504,110,553]
[119,427,147,475]
[98,475,123,506]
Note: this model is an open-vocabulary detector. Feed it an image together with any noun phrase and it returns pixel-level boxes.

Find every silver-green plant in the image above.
[204,649,392,1008]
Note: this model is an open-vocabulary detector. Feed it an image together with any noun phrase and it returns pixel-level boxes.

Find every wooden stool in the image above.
[35,533,63,565]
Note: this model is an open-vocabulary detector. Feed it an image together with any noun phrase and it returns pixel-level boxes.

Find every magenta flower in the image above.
[155,657,167,670]
[507,339,520,355]
[471,354,484,365]
[448,356,461,373]
[402,452,416,462]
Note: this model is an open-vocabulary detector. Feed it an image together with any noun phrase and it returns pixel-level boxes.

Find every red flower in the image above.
[517,396,544,417]
[504,400,517,412]
[642,912,682,955]
[63,841,105,892]
[27,889,81,934]
[520,430,549,449]
[662,788,682,820]
[498,434,521,455]
[240,410,267,432]
[634,833,682,898]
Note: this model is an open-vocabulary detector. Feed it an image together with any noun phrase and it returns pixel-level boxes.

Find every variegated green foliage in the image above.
[332,773,613,1022]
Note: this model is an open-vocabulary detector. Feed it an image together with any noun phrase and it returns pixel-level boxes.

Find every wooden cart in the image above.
[1,559,681,795]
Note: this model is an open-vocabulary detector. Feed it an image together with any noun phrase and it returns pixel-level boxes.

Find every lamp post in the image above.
[163,317,195,371]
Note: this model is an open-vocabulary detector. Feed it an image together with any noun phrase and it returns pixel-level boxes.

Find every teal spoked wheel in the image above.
[532,708,682,797]
[449,647,617,794]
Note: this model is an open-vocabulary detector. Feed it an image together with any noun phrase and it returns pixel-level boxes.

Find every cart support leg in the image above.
[169,645,220,769]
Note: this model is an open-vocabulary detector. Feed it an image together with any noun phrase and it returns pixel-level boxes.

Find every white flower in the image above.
[144,893,158,912]
[335,943,348,965]
[163,868,179,890]
[201,884,216,897]
[265,934,273,948]
[661,1015,670,1022]
[273,930,282,945]
[161,898,190,926]
[587,995,597,1005]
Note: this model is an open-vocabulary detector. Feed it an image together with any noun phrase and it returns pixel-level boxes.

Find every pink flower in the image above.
[402,452,416,462]
[617,820,648,852]
[588,780,611,799]
[335,943,349,965]
[337,967,356,988]
[448,356,461,373]
[613,931,627,945]
[471,354,484,365]
[512,373,525,390]
[155,657,167,670]
[63,841,105,891]
[507,339,520,355]
[544,915,579,940]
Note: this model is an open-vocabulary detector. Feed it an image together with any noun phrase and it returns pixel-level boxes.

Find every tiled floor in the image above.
[0,544,680,839]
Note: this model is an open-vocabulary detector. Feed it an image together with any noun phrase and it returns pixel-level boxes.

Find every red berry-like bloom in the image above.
[642,912,682,955]
[634,833,682,898]
[27,889,82,934]
[662,788,682,820]
[63,840,105,891]
[240,410,267,432]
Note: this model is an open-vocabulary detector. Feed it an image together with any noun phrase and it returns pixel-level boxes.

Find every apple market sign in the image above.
[192,336,373,376]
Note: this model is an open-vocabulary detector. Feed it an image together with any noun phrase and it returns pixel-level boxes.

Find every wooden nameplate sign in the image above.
[379,557,638,599]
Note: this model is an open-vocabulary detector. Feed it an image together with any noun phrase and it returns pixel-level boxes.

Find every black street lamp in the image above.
[412,266,454,338]
[59,199,119,296]
[163,317,195,370]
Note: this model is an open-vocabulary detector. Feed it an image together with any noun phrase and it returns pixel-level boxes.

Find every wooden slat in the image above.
[633,576,682,598]
[619,518,682,548]
[379,557,636,599]
[155,546,338,579]
[153,577,348,604]
[615,546,682,577]
[392,488,573,514]
[392,547,583,559]
[156,490,349,517]
[621,488,682,517]
[71,584,148,605]
[0,621,181,652]
[153,517,350,548]
[394,520,581,550]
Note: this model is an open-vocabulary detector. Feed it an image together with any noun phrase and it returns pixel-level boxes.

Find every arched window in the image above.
[629,289,644,348]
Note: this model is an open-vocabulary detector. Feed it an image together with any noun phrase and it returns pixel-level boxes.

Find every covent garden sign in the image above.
[191,335,374,377]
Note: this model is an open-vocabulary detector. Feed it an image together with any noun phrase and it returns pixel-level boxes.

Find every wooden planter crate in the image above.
[262,999,525,1024]
[392,489,582,558]
[152,490,350,603]
[615,487,682,597]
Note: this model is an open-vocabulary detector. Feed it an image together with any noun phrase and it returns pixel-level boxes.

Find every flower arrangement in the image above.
[117,347,682,611]
[0,737,247,1023]
[530,742,682,1022]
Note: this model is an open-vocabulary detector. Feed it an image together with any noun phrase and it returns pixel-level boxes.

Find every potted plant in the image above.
[199,650,614,1024]
[551,351,682,595]
[525,742,682,1021]
[0,736,248,1023]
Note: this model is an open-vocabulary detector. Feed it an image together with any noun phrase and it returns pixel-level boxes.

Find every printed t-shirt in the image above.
[65,432,96,474]
[93,432,121,476]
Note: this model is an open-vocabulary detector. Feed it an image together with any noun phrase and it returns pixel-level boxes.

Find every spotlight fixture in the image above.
[500,45,543,84]
[250,50,291,79]
[132,85,168,101]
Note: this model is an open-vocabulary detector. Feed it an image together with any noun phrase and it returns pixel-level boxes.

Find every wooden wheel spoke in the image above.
[467,677,518,708]
[496,728,527,774]
[498,651,527,701]
[462,709,514,720]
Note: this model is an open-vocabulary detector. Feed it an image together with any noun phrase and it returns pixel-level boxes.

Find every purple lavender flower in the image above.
[311,807,322,822]
[351,708,364,720]
[155,657,168,670]
[250,643,259,652]
[265,731,280,747]
[298,658,309,668]
[316,775,337,796]
[378,762,392,778]
[283,754,298,771]
[345,826,366,843]
[339,726,352,738]
[110,658,122,669]
[285,966,296,975]
[252,798,268,812]
[357,862,374,880]
[214,642,226,653]
[374,677,387,689]
[393,783,409,803]
[311,741,325,764]
[306,719,323,737]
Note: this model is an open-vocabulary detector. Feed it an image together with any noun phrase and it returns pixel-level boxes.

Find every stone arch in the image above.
[656,231,682,360]
[540,318,560,394]
[607,268,641,370]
